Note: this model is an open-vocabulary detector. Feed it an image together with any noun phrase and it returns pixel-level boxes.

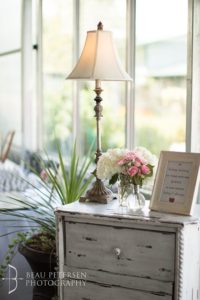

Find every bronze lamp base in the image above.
[80,178,113,204]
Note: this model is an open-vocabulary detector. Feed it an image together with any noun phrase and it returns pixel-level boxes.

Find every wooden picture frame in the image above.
[150,151,200,215]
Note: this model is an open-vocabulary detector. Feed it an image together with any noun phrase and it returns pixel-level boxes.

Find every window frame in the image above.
[0,0,23,147]
[186,0,200,152]
[21,0,43,151]
[70,0,199,153]
[33,0,200,153]
[126,0,200,153]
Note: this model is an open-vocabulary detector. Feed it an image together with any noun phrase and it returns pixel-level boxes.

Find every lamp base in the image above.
[80,178,114,204]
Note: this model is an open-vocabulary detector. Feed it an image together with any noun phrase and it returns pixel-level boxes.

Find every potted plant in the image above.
[0,142,93,300]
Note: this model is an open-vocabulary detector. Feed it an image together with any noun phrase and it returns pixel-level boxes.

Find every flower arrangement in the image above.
[96,147,157,187]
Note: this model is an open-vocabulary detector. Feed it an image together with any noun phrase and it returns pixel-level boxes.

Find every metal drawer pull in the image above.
[114,247,121,259]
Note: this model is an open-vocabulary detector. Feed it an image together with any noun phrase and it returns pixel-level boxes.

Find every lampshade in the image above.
[67,26,132,81]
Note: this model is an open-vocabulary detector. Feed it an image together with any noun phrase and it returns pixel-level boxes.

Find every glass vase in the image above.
[118,180,145,210]
[118,181,133,207]
[128,184,145,212]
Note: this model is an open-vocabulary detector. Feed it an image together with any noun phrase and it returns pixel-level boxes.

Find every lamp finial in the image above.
[97,22,103,31]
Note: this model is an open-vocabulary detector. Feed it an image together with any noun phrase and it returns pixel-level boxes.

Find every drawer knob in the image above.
[114,247,121,259]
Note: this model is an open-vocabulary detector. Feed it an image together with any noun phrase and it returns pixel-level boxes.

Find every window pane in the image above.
[135,0,187,156]
[0,0,21,53]
[79,0,127,155]
[43,0,73,152]
[0,54,22,145]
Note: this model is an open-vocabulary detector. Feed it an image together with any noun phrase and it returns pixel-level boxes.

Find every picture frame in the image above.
[150,151,200,215]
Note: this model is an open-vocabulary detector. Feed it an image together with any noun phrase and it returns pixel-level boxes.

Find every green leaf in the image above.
[109,173,118,185]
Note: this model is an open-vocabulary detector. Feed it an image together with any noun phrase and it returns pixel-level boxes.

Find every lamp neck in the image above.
[95,79,101,90]
[94,80,103,163]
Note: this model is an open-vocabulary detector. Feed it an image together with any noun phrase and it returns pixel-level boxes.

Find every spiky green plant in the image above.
[45,141,94,204]
[0,141,93,278]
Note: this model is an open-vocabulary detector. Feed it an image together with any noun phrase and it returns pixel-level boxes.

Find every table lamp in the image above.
[66,22,132,203]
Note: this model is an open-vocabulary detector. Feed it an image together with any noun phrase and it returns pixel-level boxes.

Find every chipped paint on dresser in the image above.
[55,201,200,300]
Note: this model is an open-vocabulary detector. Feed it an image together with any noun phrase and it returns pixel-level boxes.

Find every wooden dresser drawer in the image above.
[65,222,175,281]
[64,281,172,300]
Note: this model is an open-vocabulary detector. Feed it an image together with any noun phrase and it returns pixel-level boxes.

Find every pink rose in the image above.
[124,152,136,161]
[118,152,136,165]
[135,153,147,165]
[134,157,142,167]
[141,164,150,175]
[127,166,138,176]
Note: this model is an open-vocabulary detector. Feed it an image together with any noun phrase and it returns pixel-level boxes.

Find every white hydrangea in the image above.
[97,148,128,180]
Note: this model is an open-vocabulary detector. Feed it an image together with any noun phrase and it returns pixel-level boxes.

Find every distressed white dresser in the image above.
[55,201,200,300]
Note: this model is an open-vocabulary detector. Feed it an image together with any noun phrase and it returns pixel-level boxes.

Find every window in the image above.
[0,0,199,159]
[42,0,127,155]
[135,0,187,155]
[79,0,127,154]
[0,0,22,146]
[42,0,73,153]
[0,0,39,151]
[42,0,198,158]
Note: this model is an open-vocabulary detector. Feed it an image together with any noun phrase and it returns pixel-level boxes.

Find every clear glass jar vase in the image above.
[128,184,145,211]
[118,181,132,207]
[118,179,145,211]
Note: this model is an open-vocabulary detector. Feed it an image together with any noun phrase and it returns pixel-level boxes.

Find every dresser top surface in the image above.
[55,200,200,226]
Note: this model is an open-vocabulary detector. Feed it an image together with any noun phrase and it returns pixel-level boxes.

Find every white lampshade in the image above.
[67,26,132,81]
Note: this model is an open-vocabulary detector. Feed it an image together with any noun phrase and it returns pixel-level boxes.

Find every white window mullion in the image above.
[21,0,34,151]
[126,0,136,150]
[35,0,43,150]
[186,0,200,153]
[191,0,200,152]
[72,0,81,152]
[186,0,193,152]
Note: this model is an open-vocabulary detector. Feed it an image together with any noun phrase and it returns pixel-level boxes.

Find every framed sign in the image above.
[150,151,200,215]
